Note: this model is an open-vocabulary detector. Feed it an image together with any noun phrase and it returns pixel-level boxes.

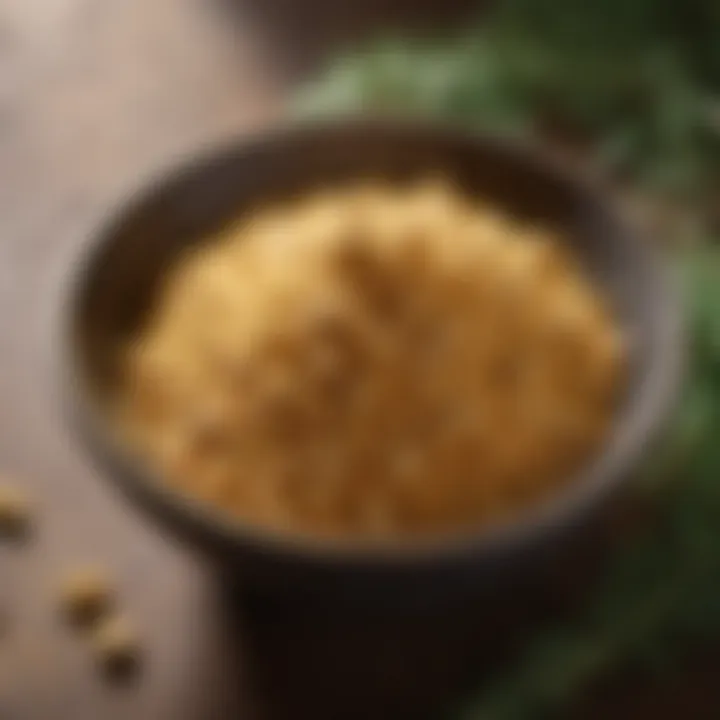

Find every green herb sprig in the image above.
[296,1,720,208]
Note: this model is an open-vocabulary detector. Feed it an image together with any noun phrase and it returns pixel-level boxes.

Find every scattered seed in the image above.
[0,484,31,538]
[92,615,140,677]
[59,566,113,625]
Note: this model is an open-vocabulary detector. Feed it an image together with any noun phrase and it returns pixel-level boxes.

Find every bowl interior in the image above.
[67,120,679,559]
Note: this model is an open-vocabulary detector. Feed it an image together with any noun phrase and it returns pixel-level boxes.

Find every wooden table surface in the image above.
[0,1,717,718]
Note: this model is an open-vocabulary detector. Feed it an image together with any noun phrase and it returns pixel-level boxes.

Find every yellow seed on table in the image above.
[0,484,31,538]
[59,567,113,624]
[92,615,140,677]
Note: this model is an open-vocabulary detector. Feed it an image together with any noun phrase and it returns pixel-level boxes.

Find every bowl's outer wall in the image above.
[67,121,681,602]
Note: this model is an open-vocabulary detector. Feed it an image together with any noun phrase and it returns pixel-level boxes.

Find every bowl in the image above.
[63,118,683,604]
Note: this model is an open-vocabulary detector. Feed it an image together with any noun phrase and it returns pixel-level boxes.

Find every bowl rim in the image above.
[62,116,685,567]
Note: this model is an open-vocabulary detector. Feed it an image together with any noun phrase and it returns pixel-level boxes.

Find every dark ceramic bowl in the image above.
[64,119,683,603]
